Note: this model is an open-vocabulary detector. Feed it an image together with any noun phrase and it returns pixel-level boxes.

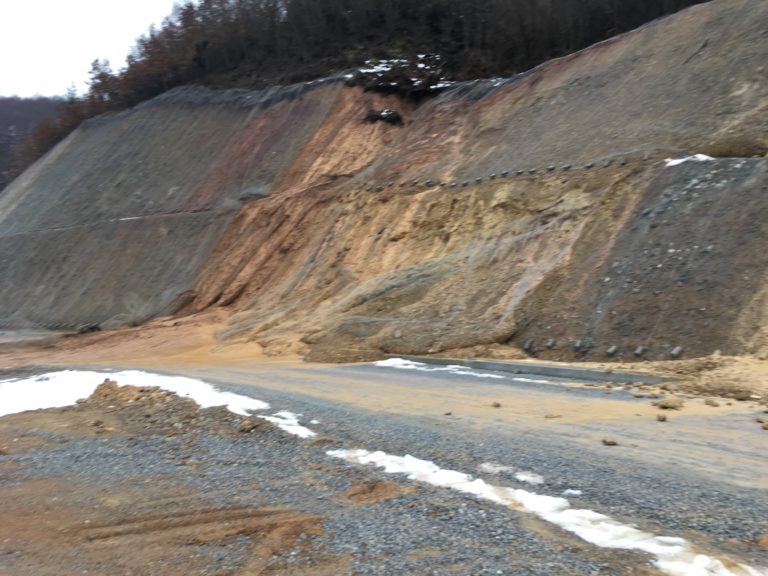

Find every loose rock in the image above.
[238,418,263,433]
[654,396,684,410]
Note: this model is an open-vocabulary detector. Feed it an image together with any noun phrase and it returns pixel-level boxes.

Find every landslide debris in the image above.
[653,396,685,410]
[0,378,275,446]
[81,378,273,437]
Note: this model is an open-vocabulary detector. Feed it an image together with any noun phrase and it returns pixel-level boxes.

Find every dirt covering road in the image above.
[2,312,766,404]
[1,342,767,575]
[0,377,666,575]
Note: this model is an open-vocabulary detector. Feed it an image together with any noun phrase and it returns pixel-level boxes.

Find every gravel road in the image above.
[1,361,767,575]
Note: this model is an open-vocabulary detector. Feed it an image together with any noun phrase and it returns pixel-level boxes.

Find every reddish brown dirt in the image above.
[0,478,333,576]
[0,382,348,576]
[0,309,283,369]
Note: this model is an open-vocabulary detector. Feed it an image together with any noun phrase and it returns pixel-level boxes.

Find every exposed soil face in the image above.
[175,0,767,363]
[0,0,766,365]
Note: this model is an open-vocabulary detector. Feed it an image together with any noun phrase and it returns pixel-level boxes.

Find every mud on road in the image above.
[0,376,686,576]
[2,366,768,575]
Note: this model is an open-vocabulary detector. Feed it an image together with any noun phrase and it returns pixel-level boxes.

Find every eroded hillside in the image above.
[0,0,765,362]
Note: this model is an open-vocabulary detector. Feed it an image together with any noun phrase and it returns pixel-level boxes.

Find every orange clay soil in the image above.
[0,382,349,576]
[0,313,766,405]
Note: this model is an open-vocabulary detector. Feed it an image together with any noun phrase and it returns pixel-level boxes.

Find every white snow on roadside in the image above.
[261,410,316,438]
[0,369,320,442]
[511,377,551,384]
[515,471,545,485]
[328,449,767,576]
[479,462,515,474]
[376,359,555,385]
[0,369,269,417]
[446,365,504,379]
[375,358,427,369]
[563,489,583,496]
[664,154,715,167]
[374,358,505,380]
[479,463,545,485]
[0,372,103,417]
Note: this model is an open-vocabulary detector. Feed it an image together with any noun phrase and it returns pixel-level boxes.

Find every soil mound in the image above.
[85,378,272,437]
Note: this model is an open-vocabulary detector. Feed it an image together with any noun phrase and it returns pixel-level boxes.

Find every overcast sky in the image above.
[0,0,179,97]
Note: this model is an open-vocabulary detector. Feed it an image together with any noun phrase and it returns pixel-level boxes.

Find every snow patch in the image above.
[328,449,767,576]
[0,370,321,439]
[478,462,515,474]
[563,489,583,496]
[479,463,545,484]
[375,358,423,369]
[0,369,269,417]
[664,154,715,167]
[261,410,316,438]
[515,471,545,485]
[374,358,505,380]
[512,377,551,384]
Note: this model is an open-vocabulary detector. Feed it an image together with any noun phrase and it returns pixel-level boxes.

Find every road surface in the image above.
[1,357,766,574]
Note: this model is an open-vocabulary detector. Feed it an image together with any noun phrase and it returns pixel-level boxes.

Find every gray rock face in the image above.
[0,81,344,328]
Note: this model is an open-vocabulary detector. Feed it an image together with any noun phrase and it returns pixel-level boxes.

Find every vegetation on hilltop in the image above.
[0,97,59,191]
[11,0,706,179]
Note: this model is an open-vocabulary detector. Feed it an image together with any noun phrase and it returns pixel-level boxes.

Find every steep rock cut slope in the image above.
[183,0,767,361]
[0,80,401,328]
[0,0,765,362]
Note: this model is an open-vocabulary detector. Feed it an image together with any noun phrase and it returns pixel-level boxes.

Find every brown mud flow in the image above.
[0,0,765,362]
